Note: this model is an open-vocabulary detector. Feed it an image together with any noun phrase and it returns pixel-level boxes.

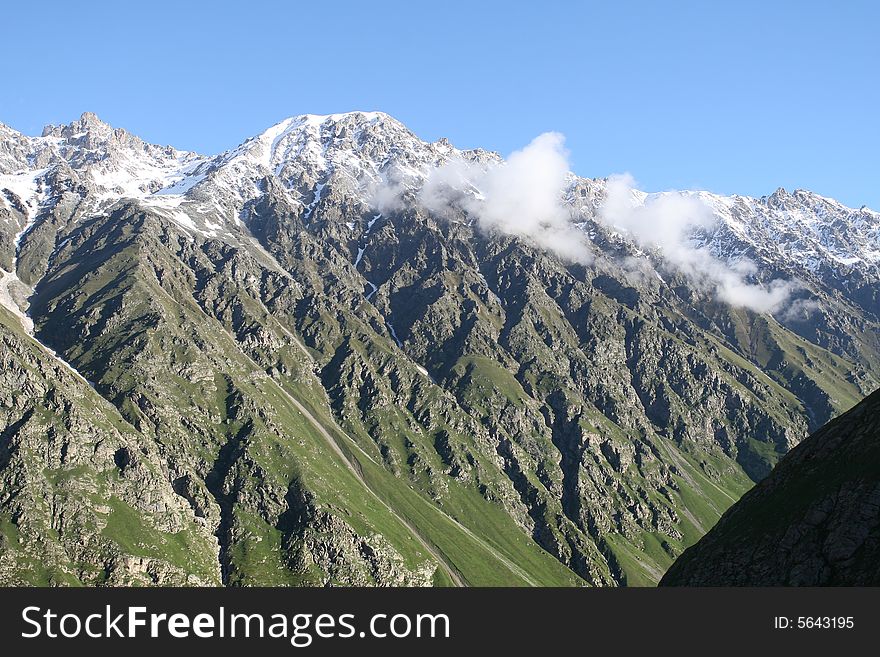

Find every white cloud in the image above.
[371,140,801,315]
[373,132,590,264]
[600,174,795,313]
[370,176,408,213]
[457,133,587,262]
[778,297,821,322]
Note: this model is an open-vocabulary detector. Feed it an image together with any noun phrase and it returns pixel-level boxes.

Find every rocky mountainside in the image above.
[0,111,877,586]
[661,388,880,585]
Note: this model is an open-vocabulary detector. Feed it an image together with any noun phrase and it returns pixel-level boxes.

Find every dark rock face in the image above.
[661,389,880,586]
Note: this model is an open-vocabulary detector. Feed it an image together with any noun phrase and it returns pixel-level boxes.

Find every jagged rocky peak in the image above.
[228,110,496,185]
[42,110,115,139]
[233,111,412,165]
[0,121,25,143]
[39,111,199,171]
[41,111,133,162]
[0,122,38,174]
[762,185,875,222]
[765,186,820,212]
[187,110,502,227]
[256,111,416,156]
[766,186,791,204]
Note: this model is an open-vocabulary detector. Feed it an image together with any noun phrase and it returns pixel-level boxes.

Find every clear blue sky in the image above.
[2,1,877,208]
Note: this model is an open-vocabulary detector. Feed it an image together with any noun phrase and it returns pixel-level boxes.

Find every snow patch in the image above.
[0,266,33,334]
[386,321,403,348]
[414,364,436,383]
[304,181,325,219]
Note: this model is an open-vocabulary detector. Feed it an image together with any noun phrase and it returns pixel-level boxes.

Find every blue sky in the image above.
[2,1,877,207]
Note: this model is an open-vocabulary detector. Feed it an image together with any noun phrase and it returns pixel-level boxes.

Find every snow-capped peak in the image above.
[595,183,880,280]
[0,112,210,209]
[163,110,498,232]
[224,111,431,179]
[1,110,877,286]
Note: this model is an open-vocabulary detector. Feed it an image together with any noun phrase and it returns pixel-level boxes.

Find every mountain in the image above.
[0,111,877,586]
[661,388,880,585]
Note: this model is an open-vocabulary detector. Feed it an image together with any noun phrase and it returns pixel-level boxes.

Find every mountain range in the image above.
[0,111,877,586]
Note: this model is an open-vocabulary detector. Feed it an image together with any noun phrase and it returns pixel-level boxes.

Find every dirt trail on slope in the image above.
[273,383,467,587]
[290,391,540,587]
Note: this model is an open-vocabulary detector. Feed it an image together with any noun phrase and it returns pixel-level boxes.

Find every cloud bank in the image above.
[375,132,590,264]
[599,174,794,313]
[372,136,797,314]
